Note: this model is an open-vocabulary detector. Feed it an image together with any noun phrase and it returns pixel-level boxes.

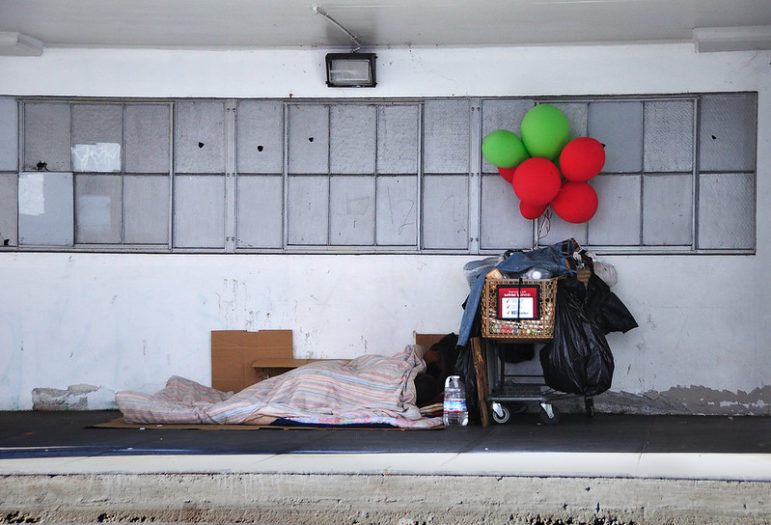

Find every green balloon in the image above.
[520,104,571,160]
[482,129,529,168]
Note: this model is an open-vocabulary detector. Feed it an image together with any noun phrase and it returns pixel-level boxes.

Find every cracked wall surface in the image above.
[1,45,770,413]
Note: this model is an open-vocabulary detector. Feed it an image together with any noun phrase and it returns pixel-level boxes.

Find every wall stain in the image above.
[588,385,770,416]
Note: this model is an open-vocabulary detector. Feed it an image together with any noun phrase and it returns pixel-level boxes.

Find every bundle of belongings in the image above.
[116,342,458,429]
[455,239,637,420]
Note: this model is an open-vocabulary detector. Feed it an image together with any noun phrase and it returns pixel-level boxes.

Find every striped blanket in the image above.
[116,345,442,429]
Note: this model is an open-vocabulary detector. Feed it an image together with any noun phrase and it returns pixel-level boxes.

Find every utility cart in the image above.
[485,342,594,425]
[474,275,593,425]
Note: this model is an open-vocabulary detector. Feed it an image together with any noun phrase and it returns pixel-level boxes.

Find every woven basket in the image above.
[481,278,558,341]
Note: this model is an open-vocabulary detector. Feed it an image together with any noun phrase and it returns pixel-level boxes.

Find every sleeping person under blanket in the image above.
[116,343,447,429]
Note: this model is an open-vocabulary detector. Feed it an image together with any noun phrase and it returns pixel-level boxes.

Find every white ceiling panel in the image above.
[0,0,770,52]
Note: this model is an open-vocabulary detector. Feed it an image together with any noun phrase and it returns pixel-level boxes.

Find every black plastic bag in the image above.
[454,343,479,419]
[562,243,637,336]
[585,273,638,334]
[539,278,615,396]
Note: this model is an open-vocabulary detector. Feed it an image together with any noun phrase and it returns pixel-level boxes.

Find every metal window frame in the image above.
[14,98,176,253]
[7,94,757,256]
[281,100,424,254]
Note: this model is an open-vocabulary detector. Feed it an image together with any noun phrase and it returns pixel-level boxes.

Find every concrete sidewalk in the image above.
[1,411,769,524]
[1,450,769,480]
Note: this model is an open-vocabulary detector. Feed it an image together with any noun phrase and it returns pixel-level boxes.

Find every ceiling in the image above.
[1,0,771,53]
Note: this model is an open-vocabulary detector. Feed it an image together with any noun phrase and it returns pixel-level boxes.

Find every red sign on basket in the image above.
[496,285,540,320]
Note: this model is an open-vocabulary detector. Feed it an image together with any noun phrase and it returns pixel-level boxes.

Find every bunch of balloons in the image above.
[482,104,605,223]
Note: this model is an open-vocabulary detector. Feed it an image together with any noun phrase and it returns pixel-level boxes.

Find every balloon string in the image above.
[538,208,552,242]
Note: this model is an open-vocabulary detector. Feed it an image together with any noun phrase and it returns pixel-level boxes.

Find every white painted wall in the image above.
[1,44,769,411]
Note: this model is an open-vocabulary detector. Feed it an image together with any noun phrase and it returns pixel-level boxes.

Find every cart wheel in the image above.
[491,402,511,425]
[539,403,560,425]
[584,397,595,418]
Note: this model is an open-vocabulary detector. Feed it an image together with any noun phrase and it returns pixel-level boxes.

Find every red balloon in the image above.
[519,202,546,220]
[551,182,599,223]
[497,167,517,183]
[559,137,605,182]
[511,158,561,206]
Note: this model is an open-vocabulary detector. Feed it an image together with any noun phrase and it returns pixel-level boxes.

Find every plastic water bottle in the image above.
[443,375,468,426]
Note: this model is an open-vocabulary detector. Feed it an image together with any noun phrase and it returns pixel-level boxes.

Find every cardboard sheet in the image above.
[91,417,438,431]
[211,329,293,393]
[415,333,447,352]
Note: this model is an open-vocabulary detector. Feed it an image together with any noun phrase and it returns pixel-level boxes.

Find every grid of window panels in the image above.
[0,93,756,254]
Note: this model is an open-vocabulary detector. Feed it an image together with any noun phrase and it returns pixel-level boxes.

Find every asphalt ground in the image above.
[1,410,767,459]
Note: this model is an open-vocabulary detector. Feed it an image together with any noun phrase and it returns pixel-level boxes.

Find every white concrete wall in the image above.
[1,44,769,411]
